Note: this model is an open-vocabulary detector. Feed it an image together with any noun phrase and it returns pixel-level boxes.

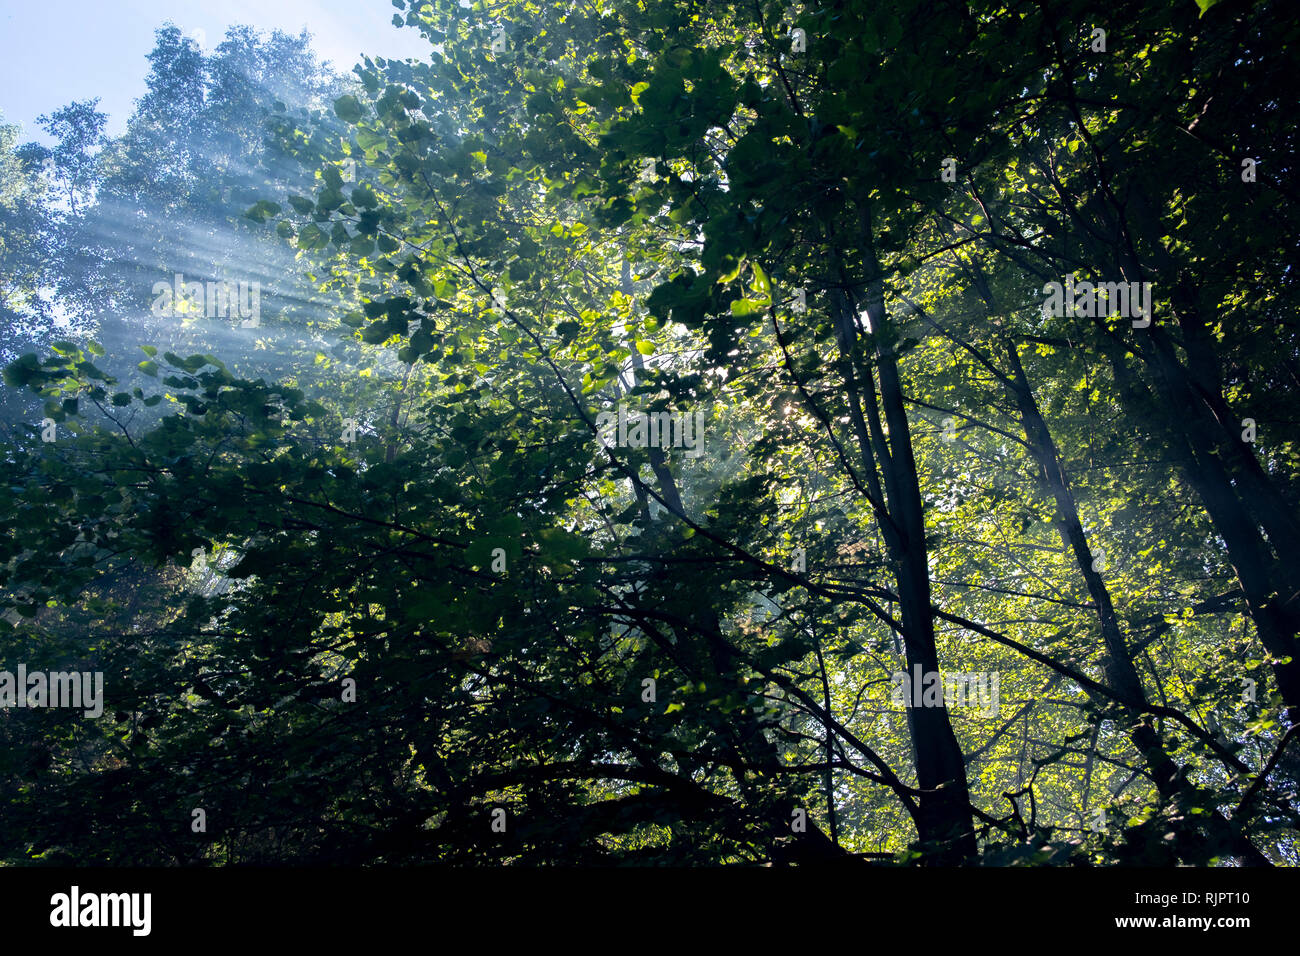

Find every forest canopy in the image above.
[1,0,1297,867]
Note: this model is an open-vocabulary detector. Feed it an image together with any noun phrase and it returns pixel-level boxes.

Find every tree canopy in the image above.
[1,0,1298,866]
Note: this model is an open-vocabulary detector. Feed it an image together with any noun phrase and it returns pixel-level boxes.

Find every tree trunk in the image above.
[1002,334,1269,865]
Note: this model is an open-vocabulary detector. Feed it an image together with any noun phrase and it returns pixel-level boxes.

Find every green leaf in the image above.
[297,224,326,250]
[717,259,745,284]
[244,200,281,223]
[334,95,365,123]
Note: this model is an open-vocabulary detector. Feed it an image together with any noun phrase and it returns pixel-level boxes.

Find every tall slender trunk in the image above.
[1104,184,1300,723]
[1101,336,1300,724]
[833,225,975,863]
[1002,335,1269,865]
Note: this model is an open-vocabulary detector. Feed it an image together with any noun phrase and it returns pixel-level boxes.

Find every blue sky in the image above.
[0,0,435,145]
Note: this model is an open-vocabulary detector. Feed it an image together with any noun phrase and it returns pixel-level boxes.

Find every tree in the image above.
[2,0,1296,866]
